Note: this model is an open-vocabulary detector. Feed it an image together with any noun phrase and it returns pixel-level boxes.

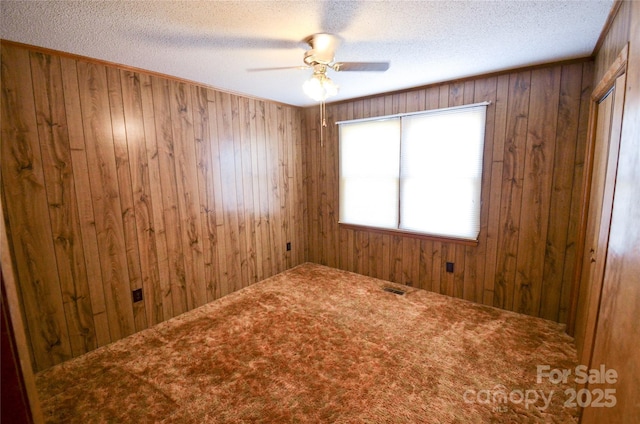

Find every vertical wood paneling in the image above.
[355,230,367,276]
[276,105,290,269]
[559,63,593,324]
[230,95,250,286]
[418,239,433,291]
[169,81,207,311]
[513,67,561,316]
[191,84,217,302]
[106,67,147,332]
[318,102,330,267]
[29,52,97,356]
[150,75,188,317]
[324,104,338,269]
[292,108,306,266]
[76,61,136,342]
[482,74,510,306]
[59,56,111,347]
[266,103,284,273]
[139,73,174,320]
[121,70,162,327]
[540,64,584,321]
[238,97,258,282]
[214,91,242,294]
[206,89,229,297]
[336,103,349,273]
[494,71,531,311]
[2,42,306,371]
[465,76,497,303]
[440,243,455,297]
[306,104,319,265]
[2,40,590,371]
[453,245,465,299]
[593,1,631,84]
[305,61,591,323]
[248,99,265,282]
[1,45,72,370]
[389,235,403,284]
[300,106,311,265]
[252,100,274,280]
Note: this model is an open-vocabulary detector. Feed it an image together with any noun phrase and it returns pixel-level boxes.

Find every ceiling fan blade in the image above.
[333,62,390,72]
[247,66,310,72]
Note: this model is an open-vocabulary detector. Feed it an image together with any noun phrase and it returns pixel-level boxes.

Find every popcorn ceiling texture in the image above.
[1,1,611,106]
[37,263,578,423]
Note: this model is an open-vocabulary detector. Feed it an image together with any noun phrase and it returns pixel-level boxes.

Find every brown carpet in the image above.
[36,263,578,423]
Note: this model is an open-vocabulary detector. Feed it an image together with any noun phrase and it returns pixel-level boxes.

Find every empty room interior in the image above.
[1,1,638,423]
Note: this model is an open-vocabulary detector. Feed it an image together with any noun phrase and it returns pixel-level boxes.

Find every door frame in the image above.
[566,43,629,338]
[0,193,44,422]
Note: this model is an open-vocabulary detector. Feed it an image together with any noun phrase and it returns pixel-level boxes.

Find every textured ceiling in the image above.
[1,1,613,107]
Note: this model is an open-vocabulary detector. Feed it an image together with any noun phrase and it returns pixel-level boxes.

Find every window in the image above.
[338,102,488,242]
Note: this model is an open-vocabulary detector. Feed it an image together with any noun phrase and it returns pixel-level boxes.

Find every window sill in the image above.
[338,223,479,247]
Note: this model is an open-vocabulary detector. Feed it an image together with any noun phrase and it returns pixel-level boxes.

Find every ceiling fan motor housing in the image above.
[304,33,339,66]
[304,48,334,66]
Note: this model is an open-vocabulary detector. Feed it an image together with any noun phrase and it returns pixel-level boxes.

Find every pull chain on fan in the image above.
[302,64,338,146]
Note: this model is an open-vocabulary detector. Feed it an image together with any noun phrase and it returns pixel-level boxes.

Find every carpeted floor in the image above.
[36,263,578,423]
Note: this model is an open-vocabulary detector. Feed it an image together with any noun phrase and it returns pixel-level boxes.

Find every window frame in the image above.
[336,101,490,246]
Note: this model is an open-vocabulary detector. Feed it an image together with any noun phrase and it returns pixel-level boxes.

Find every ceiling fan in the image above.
[302,33,389,73]
[252,32,390,144]
[302,33,389,101]
[251,33,390,101]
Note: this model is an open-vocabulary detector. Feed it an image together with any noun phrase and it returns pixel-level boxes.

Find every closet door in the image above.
[573,71,626,368]
[575,75,624,365]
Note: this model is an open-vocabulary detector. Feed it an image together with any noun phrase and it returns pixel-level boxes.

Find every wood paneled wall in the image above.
[1,42,306,372]
[1,39,597,373]
[580,2,640,422]
[303,62,593,323]
[593,1,631,85]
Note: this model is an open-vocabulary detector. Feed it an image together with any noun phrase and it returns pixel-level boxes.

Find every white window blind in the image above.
[338,103,488,241]
[339,119,401,229]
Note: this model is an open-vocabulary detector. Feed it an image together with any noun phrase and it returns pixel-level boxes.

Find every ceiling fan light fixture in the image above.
[303,72,338,102]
